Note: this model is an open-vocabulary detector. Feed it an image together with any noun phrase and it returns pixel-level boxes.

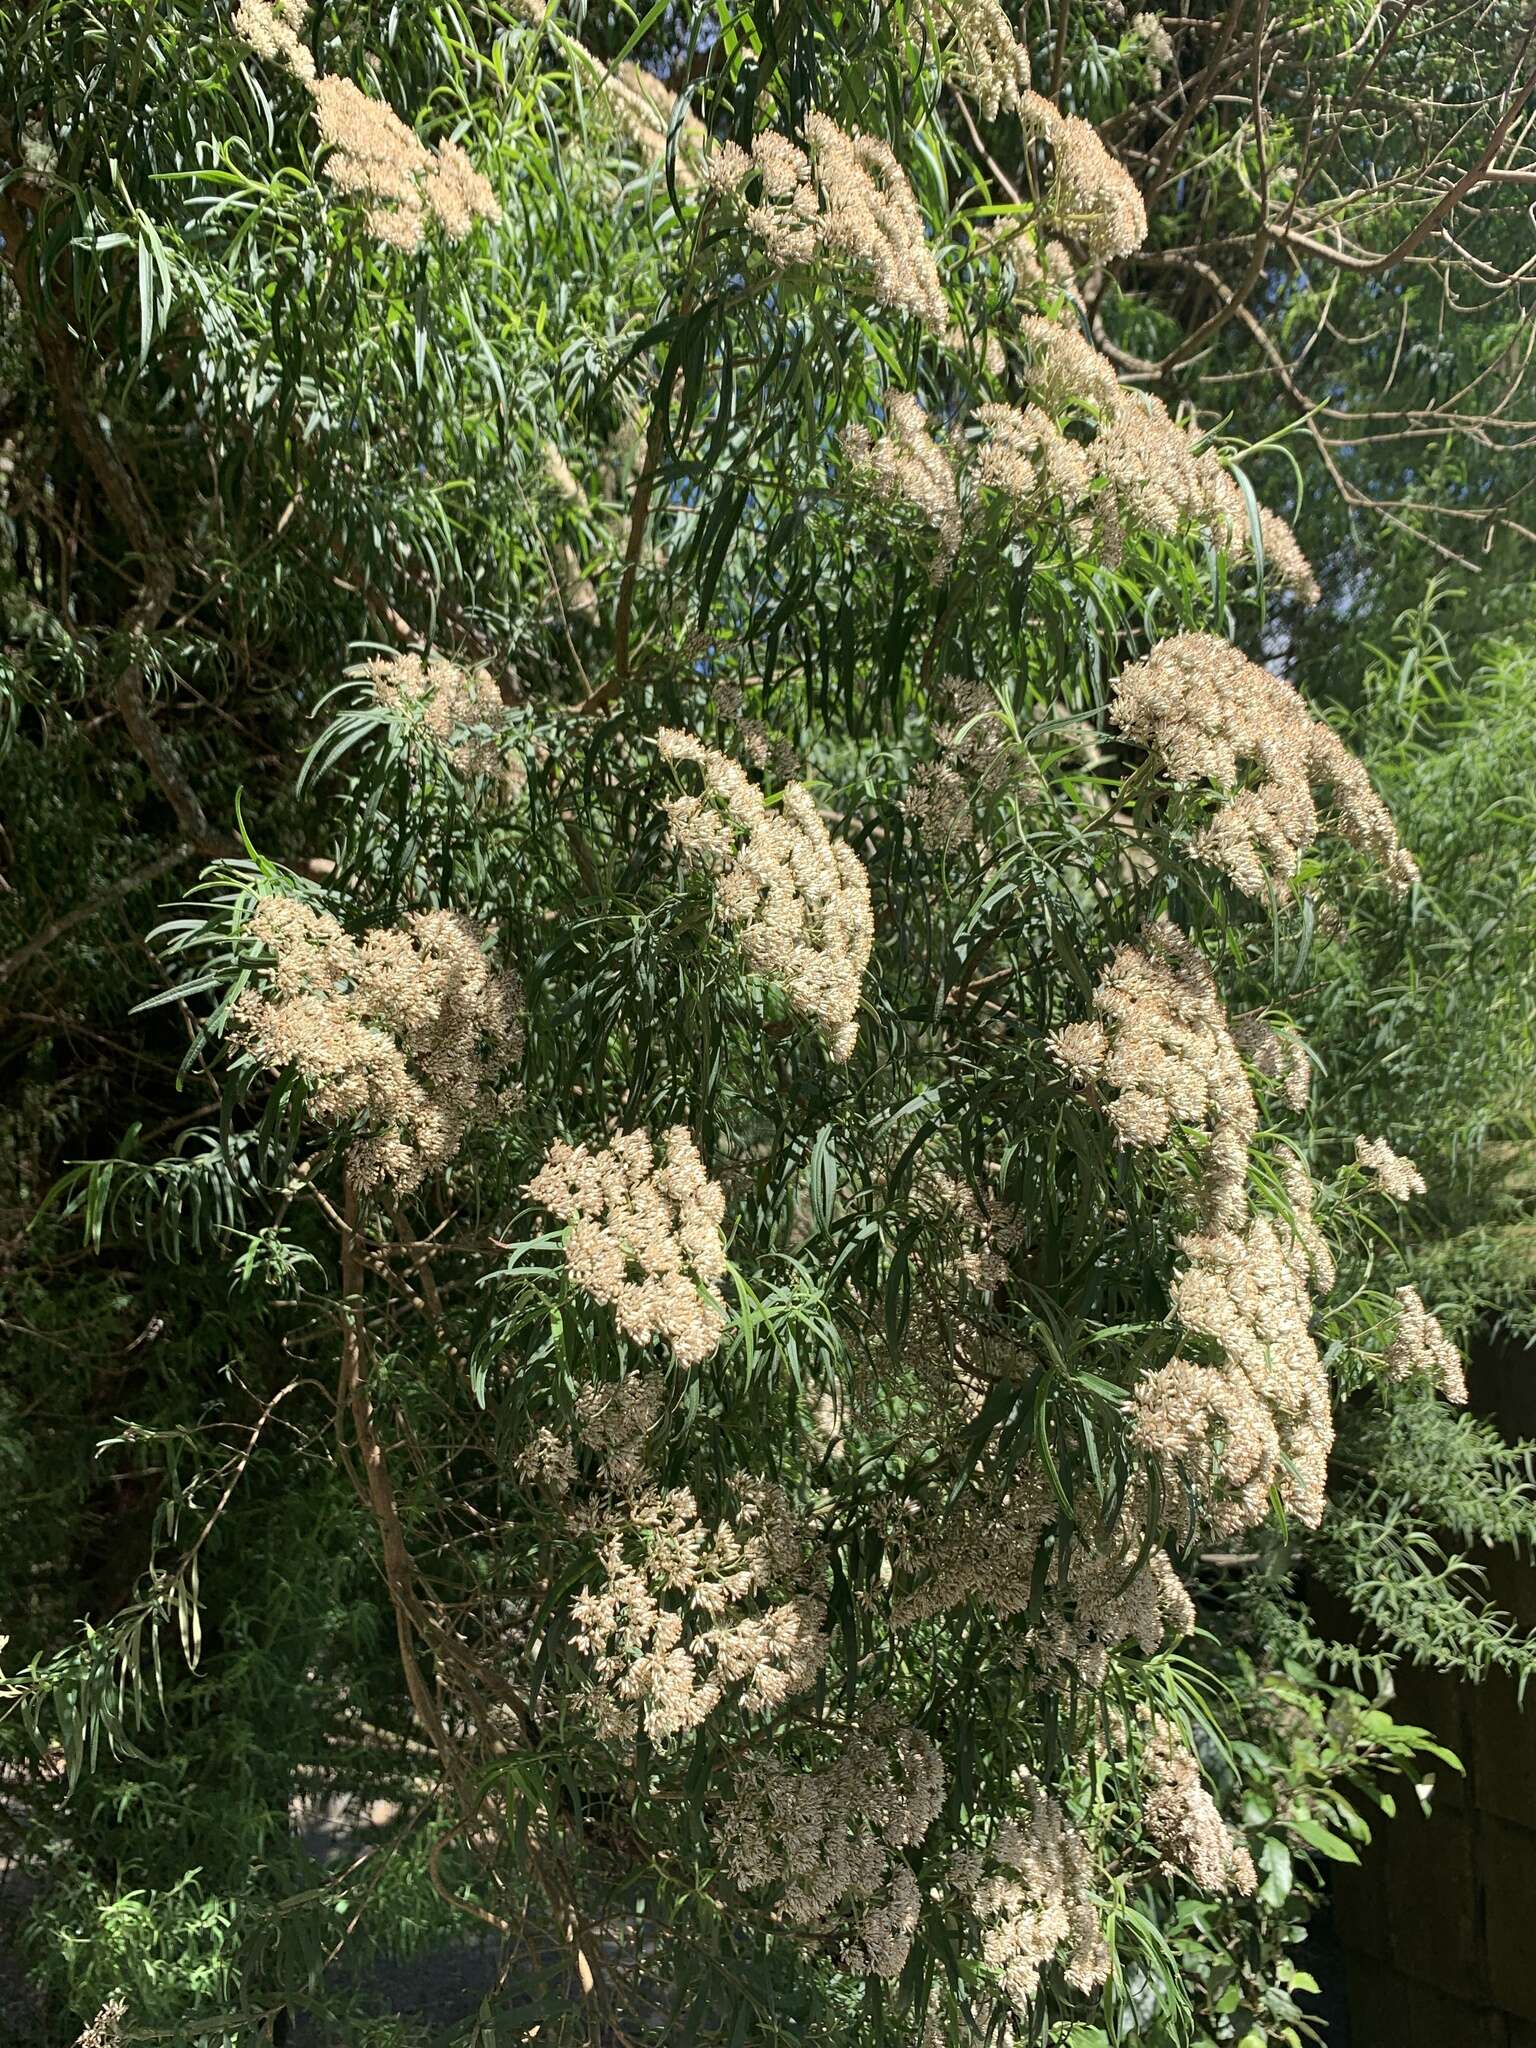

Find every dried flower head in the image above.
[1233,1013,1312,1113]
[569,1469,827,1743]
[929,0,1032,119]
[707,118,948,335]
[233,0,313,79]
[308,77,498,251]
[932,1313,1028,1434]
[1139,1717,1256,1894]
[705,676,802,782]
[1385,1286,1467,1403]
[904,677,1038,849]
[1049,917,1257,1226]
[949,1781,1109,2011]
[720,1721,945,1979]
[1110,634,1419,899]
[574,1373,665,1487]
[367,651,513,781]
[973,400,1094,524]
[890,1469,1193,1686]
[1151,1203,1333,1529]
[598,61,706,181]
[656,730,874,1060]
[73,1999,129,2048]
[1016,314,1121,413]
[514,1424,578,1498]
[915,1164,1026,1290]
[234,899,523,1192]
[843,394,963,574]
[1021,91,1148,259]
[1256,505,1321,605]
[1354,1135,1427,1202]
[526,1126,728,1366]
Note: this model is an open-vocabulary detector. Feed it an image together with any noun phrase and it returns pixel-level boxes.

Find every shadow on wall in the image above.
[1332,1332,1536,2048]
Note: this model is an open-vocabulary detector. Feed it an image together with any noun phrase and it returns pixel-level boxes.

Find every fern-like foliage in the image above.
[1303,1394,1536,1692]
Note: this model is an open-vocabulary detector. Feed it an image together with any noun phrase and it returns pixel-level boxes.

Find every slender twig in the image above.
[581,379,671,714]
[338,1172,460,1776]
[1049,0,1072,101]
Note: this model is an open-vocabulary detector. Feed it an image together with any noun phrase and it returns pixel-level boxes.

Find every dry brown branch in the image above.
[0,847,192,984]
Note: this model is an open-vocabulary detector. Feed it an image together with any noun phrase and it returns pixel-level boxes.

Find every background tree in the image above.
[3,4,1536,2046]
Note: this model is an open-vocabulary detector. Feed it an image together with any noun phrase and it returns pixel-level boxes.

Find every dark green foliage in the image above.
[4,3,1536,2045]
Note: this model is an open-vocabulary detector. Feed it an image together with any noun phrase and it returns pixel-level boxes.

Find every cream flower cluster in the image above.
[702,33,1318,622]
[1257,505,1323,605]
[1021,90,1148,260]
[719,1721,946,1979]
[1133,1189,1334,1534]
[367,651,512,781]
[916,1165,1026,1292]
[842,368,1318,604]
[1016,316,1123,413]
[1049,917,1258,1228]
[74,1999,129,2048]
[974,319,1321,600]
[1172,1212,1332,1526]
[842,394,964,573]
[1090,388,1246,554]
[1051,918,1345,1535]
[656,730,874,1060]
[309,79,498,251]
[1029,1528,1195,1690]
[969,219,1083,323]
[928,0,1033,120]
[569,1472,828,1744]
[526,1127,728,1366]
[972,399,1095,530]
[949,1781,1109,2011]
[232,0,313,77]
[1355,1134,1427,1202]
[1139,1718,1256,1895]
[1385,1286,1467,1403]
[1131,10,1176,80]
[1110,634,1419,900]
[234,898,522,1192]
[889,1472,1194,1687]
[704,117,948,335]
[540,439,582,504]
[233,4,498,251]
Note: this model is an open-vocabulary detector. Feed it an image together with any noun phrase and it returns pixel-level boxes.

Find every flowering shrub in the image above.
[2,3,1532,2045]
